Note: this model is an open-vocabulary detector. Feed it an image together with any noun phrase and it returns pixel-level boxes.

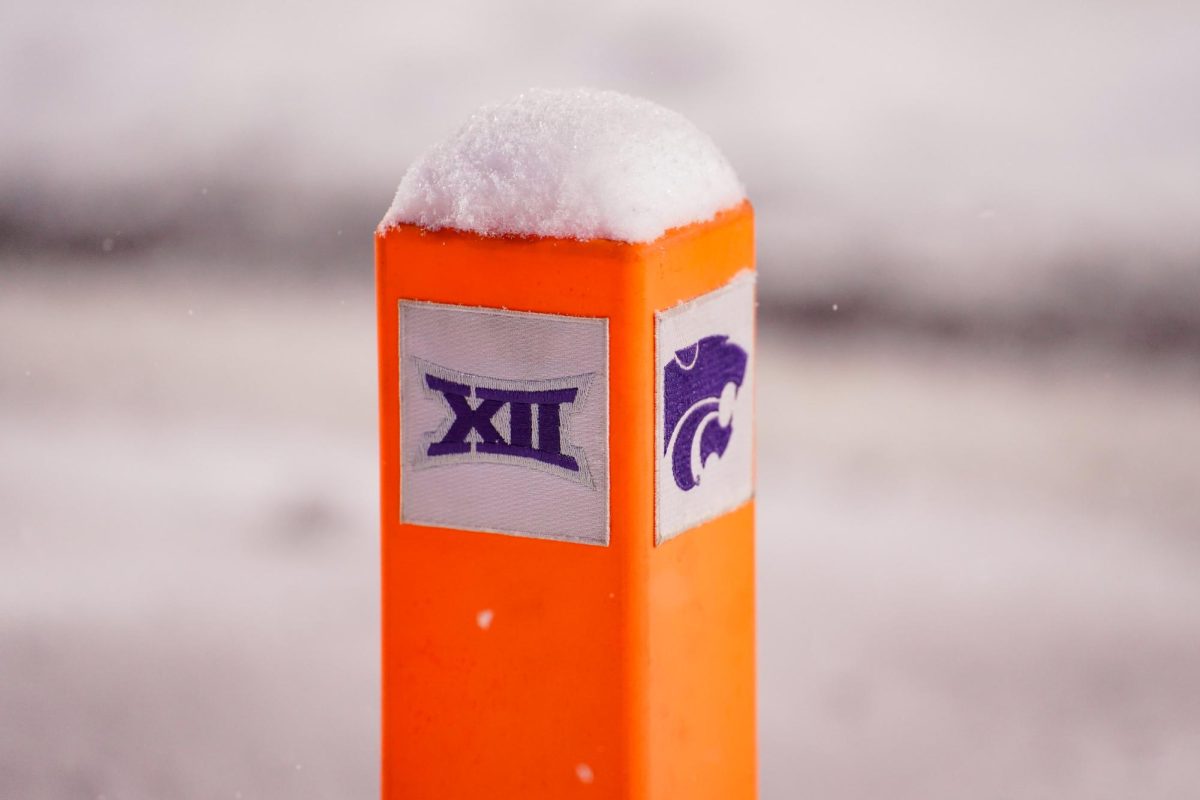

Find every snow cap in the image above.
[381,88,745,243]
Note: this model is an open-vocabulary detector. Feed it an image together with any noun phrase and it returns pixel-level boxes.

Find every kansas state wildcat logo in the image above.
[662,335,748,491]
[413,358,594,487]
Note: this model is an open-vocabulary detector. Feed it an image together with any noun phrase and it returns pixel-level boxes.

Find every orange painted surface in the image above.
[376,201,755,799]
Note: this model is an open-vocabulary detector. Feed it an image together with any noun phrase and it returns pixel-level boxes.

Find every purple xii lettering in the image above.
[413,359,594,487]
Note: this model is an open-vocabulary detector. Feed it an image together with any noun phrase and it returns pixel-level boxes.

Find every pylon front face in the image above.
[376,202,755,799]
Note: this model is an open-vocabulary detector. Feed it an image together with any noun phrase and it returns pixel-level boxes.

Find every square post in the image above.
[377,195,754,799]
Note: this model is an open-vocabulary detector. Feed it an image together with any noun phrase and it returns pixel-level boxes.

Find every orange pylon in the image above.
[376,201,756,799]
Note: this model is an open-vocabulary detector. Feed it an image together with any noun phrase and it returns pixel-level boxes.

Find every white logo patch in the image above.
[400,301,609,545]
[655,272,755,544]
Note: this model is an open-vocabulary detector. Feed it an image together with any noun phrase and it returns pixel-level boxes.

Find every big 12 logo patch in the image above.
[400,301,609,545]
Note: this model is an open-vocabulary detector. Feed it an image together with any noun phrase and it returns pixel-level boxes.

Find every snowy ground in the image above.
[4,1,1198,795]
[2,262,1197,798]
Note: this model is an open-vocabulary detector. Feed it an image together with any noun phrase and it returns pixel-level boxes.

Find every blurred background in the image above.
[2,0,1198,797]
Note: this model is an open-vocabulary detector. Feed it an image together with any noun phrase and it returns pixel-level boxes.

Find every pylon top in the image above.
[380,87,745,243]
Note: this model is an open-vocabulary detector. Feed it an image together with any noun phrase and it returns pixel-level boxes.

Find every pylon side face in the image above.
[376,201,756,800]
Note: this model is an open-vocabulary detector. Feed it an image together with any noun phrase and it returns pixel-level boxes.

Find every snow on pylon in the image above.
[381,87,745,242]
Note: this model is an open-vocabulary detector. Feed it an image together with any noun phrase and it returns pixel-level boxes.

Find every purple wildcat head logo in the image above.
[663,335,748,491]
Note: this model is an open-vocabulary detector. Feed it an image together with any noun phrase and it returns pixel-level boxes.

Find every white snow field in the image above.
[2,264,1199,799]
[383,88,744,242]
[3,0,1199,796]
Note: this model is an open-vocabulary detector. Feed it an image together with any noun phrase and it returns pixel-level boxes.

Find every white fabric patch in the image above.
[655,272,755,544]
[400,301,609,545]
